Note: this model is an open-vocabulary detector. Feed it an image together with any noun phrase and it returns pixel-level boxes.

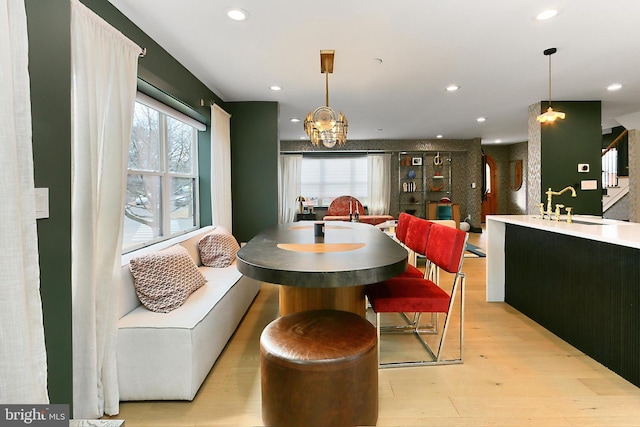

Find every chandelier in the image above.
[537,47,566,123]
[304,50,348,148]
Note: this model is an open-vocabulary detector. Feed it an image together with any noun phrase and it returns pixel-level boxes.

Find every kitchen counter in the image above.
[486,215,640,301]
[489,214,640,250]
[486,214,640,388]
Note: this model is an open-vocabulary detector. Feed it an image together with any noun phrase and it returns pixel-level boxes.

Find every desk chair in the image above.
[366,223,468,367]
[436,204,453,220]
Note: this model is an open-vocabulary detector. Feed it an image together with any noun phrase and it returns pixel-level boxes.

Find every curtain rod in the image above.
[139,47,147,58]
[280,150,394,155]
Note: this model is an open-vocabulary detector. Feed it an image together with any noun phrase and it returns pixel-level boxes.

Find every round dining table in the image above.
[236,221,408,317]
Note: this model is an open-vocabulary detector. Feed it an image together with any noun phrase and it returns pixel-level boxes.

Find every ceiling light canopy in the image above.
[304,50,348,148]
[537,47,566,123]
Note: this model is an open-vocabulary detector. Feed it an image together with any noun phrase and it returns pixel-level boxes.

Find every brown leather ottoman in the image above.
[260,309,378,427]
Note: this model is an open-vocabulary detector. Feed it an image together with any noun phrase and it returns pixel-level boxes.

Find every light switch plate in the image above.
[581,180,598,190]
[35,187,49,219]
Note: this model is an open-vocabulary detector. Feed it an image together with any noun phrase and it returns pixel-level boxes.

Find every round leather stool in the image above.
[260,309,378,427]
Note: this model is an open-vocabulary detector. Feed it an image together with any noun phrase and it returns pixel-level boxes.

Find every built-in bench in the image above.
[117,226,260,401]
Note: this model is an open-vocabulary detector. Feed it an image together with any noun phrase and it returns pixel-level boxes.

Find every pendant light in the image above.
[303,50,348,148]
[537,47,566,123]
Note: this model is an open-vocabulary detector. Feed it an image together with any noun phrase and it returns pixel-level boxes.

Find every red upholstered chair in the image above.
[326,195,365,216]
[365,223,468,367]
[394,212,412,245]
[396,216,432,279]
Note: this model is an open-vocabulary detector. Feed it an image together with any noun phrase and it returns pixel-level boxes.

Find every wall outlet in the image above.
[578,163,590,173]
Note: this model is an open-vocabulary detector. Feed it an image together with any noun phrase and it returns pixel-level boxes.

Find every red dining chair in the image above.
[394,212,412,244]
[365,223,468,367]
[394,214,431,279]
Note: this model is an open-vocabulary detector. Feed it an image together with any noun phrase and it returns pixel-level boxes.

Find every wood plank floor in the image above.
[105,229,640,426]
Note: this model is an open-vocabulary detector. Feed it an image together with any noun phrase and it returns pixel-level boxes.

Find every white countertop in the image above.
[485,214,640,302]
[486,215,640,249]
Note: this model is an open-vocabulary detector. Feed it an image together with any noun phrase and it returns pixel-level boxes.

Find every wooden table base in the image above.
[279,285,366,317]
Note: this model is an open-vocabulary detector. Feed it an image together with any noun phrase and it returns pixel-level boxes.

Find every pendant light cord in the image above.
[548,53,552,107]
[325,70,329,107]
[543,47,557,108]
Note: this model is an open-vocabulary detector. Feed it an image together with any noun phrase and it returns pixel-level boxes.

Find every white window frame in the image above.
[122,93,204,253]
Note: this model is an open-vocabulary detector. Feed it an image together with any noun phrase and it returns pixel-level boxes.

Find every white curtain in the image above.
[279,154,302,223]
[368,153,392,215]
[0,0,49,404]
[71,0,140,418]
[211,104,233,232]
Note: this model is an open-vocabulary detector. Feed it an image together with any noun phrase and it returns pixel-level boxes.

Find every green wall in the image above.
[227,102,280,242]
[23,0,280,405]
[25,0,73,407]
[541,101,602,216]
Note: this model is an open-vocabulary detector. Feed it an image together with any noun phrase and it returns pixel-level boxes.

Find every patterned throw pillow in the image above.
[129,245,206,313]
[198,229,240,268]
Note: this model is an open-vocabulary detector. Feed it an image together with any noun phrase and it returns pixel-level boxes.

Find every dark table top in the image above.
[236,221,408,288]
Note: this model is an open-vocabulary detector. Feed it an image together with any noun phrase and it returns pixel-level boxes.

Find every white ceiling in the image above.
[108,0,640,145]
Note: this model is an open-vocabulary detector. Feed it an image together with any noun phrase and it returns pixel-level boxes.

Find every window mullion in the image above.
[160,112,171,236]
[191,130,200,227]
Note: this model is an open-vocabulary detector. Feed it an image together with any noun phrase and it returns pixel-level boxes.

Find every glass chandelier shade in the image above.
[537,106,566,123]
[304,50,348,148]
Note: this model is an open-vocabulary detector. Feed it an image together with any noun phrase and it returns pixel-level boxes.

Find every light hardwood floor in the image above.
[106,230,640,426]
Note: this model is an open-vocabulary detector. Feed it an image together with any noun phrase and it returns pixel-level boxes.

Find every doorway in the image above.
[481,154,497,222]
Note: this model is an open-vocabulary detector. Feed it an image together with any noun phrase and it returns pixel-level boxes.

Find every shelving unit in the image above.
[424,151,451,202]
[398,152,426,218]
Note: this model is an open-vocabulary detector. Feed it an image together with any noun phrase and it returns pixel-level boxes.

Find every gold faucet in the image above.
[544,186,577,220]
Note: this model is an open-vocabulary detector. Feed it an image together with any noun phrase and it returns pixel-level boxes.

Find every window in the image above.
[123,94,201,252]
[602,148,618,188]
[301,154,368,207]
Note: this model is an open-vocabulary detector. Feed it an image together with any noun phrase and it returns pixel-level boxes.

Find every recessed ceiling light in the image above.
[226,8,249,21]
[476,117,486,123]
[436,135,443,139]
[375,128,383,132]
[536,9,558,21]
[495,139,502,144]
[290,118,300,123]
[270,86,282,91]
[607,83,623,91]
[445,85,459,92]
[372,58,383,65]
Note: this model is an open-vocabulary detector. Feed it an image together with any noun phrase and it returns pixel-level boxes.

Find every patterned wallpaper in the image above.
[280,138,483,228]
[630,129,639,222]
[527,103,542,214]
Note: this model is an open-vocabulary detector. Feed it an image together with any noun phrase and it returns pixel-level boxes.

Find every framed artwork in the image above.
[411,157,422,166]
